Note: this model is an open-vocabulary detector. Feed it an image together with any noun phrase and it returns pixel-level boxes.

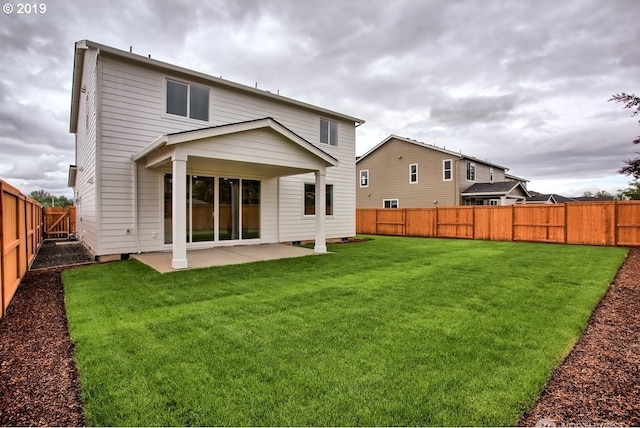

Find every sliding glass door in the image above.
[242,180,260,239]
[164,174,259,244]
[219,178,240,241]
[191,176,214,242]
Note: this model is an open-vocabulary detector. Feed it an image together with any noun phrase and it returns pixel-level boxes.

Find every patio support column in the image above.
[314,168,327,253]
[172,153,188,269]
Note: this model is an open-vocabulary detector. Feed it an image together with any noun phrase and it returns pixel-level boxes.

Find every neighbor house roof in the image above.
[526,193,557,203]
[505,173,529,183]
[70,40,365,134]
[570,196,615,202]
[357,134,509,171]
[461,181,530,197]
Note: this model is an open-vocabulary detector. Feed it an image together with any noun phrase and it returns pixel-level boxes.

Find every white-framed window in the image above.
[319,118,338,146]
[359,170,369,187]
[304,183,334,216]
[166,79,210,121]
[443,159,452,181]
[409,163,418,184]
[489,199,499,206]
[383,199,399,208]
[489,167,494,183]
[466,161,476,182]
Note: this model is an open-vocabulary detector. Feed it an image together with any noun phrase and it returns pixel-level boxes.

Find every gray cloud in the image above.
[0,0,638,197]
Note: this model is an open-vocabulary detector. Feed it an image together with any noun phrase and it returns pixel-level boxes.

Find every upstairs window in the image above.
[466,161,476,182]
[443,159,452,181]
[166,80,209,121]
[360,170,369,187]
[409,163,418,184]
[320,118,338,146]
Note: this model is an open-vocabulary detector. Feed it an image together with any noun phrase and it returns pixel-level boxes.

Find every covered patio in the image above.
[132,117,337,270]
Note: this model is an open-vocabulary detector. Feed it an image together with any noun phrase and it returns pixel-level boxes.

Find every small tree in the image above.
[29,190,73,208]
[617,182,640,200]
[609,93,640,199]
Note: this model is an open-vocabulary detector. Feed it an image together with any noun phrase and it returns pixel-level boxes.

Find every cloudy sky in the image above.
[1,0,638,198]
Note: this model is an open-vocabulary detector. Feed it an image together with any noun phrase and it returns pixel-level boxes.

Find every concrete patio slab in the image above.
[131,244,317,273]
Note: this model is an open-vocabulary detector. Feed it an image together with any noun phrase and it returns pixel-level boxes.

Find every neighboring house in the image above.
[356,135,528,208]
[68,40,364,269]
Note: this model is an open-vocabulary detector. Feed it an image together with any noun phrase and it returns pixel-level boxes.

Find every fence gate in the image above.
[44,207,74,239]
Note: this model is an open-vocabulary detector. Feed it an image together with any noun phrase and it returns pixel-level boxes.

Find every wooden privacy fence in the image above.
[44,206,76,239]
[1,180,43,317]
[356,201,640,247]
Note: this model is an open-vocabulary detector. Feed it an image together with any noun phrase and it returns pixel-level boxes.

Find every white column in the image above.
[314,168,327,253]
[172,153,188,269]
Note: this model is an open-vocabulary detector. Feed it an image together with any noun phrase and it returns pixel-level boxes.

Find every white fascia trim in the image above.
[132,134,169,161]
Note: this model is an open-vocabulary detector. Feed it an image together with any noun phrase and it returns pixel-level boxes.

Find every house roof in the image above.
[570,196,615,202]
[461,181,530,197]
[505,173,529,182]
[132,117,339,167]
[526,193,557,203]
[357,134,509,171]
[70,40,365,134]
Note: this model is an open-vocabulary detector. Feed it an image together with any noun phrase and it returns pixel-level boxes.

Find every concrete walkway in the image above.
[132,243,317,273]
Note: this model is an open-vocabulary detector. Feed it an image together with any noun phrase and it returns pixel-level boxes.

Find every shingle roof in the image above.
[461,181,524,195]
[357,135,510,171]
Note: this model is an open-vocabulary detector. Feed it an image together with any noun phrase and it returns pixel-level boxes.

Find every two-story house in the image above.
[68,40,364,269]
[356,135,528,208]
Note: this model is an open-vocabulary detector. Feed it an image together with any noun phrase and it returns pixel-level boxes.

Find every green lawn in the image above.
[63,236,628,426]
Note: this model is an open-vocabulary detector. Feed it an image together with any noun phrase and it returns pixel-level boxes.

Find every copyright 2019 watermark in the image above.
[3,3,47,14]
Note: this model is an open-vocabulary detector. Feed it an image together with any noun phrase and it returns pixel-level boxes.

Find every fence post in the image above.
[472,206,476,240]
[563,203,568,244]
[614,201,619,246]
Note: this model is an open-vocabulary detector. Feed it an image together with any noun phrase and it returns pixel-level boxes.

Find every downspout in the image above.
[132,157,141,254]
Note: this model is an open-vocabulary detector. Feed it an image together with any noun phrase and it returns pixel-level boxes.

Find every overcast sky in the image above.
[1,0,638,198]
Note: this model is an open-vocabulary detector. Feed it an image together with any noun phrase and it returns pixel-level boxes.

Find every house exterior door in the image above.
[164,174,260,245]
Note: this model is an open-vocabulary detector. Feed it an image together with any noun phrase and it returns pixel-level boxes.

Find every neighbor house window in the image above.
[409,163,418,184]
[489,167,494,183]
[320,118,338,146]
[166,80,209,121]
[466,161,476,181]
[359,170,369,187]
[383,199,399,208]
[443,159,452,181]
[304,183,334,215]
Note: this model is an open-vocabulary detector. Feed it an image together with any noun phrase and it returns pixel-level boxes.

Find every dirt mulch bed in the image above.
[29,240,94,270]
[0,268,85,426]
[0,247,638,426]
[519,247,640,426]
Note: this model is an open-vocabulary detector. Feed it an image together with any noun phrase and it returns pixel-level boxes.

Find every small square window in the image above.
[320,119,338,146]
[383,199,399,208]
[166,80,209,121]
[304,183,334,216]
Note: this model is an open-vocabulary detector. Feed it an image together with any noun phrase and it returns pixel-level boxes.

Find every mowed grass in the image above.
[63,236,628,426]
